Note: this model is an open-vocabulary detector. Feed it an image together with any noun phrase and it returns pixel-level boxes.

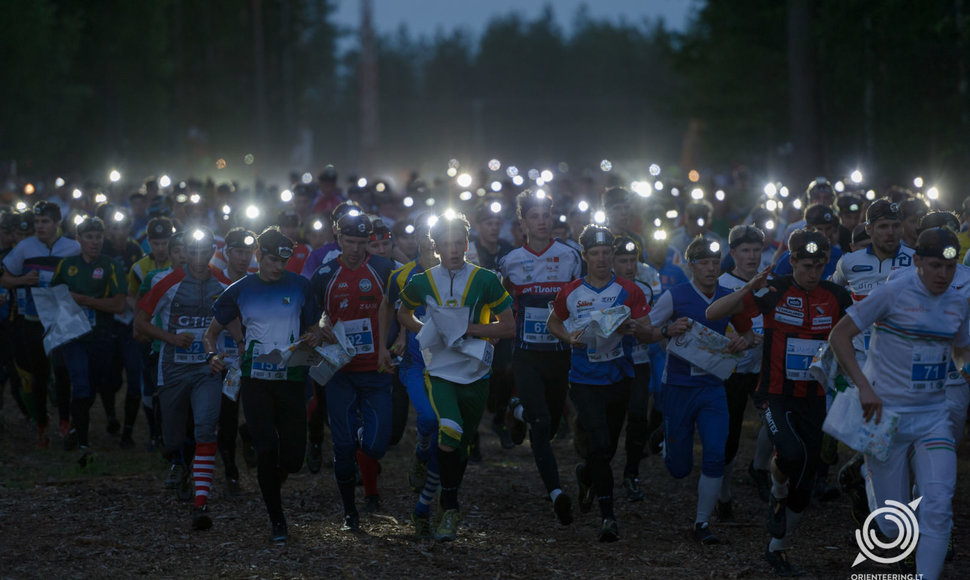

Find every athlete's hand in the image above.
[70,292,89,306]
[377,347,396,374]
[301,330,322,349]
[665,317,691,338]
[390,333,406,356]
[618,319,639,335]
[172,332,195,349]
[209,353,226,374]
[726,335,748,353]
[22,270,40,286]
[746,266,775,293]
[566,329,586,347]
[859,384,883,425]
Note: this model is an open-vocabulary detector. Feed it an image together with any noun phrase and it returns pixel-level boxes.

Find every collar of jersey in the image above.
[523,239,555,256]
[865,243,905,259]
[582,274,616,293]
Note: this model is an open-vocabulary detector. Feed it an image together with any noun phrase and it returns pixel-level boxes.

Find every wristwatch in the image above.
[660,324,670,339]
[205,352,219,363]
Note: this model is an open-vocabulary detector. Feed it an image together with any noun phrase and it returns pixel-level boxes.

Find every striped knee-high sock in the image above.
[416,469,441,517]
[193,442,217,508]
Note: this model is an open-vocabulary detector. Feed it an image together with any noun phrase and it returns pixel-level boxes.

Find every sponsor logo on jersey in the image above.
[339,298,349,309]
[811,316,832,328]
[317,266,331,275]
[786,296,802,309]
[576,299,594,308]
[177,315,213,327]
[337,282,348,289]
[282,296,291,305]
[851,264,874,272]
[359,278,372,292]
[93,267,104,280]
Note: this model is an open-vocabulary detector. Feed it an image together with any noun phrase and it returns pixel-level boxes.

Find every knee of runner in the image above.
[700,459,725,479]
[666,458,692,480]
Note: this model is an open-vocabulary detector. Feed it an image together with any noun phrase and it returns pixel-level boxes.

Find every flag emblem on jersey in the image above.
[359,278,372,292]
[68,266,78,276]
[93,267,104,280]
[282,296,291,305]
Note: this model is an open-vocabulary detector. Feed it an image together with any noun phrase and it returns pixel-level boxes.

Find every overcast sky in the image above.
[331,0,697,42]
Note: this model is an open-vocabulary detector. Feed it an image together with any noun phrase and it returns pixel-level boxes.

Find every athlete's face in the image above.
[34,215,57,244]
[367,237,393,259]
[417,232,435,257]
[257,251,288,282]
[186,244,215,275]
[915,255,957,295]
[477,216,502,246]
[522,206,552,242]
[168,244,187,269]
[730,242,762,276]
[433,230,468,270]
[339,234,370,267]
[790,258,826,291]
[226,247,253,275]
[148,237,170,263]
[79,231,103,261]
[583,245,613,280]
[613,253,638,281]
[607,204,631,232]
[901,215,920,244]
[0,227,15,249]
[866,218,901,256]
[689,257,720,290]
[396,233,418,259]
[810,223,839,245]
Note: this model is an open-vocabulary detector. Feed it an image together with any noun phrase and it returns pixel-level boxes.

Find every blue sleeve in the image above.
[773,252,793,276]
[213,279,241,325]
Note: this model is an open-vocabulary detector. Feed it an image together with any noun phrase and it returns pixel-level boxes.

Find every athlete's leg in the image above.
[624,363,651,480]
[326,371,364,516]
[190,374,223,509]
[695,385,728,525]
[662,384,699,480]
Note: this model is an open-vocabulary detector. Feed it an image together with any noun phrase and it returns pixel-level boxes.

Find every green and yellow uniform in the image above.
[52,255,125,339]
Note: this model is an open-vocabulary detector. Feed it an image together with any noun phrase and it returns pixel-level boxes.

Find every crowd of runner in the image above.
[1,165,968,578]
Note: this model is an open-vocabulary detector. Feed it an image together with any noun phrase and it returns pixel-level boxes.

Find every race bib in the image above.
[523,306,556,344]
[632,342,651,365]
[250,342,287,380]
[343,318,375,355]
[785,338,824,381]
[218,332,239,366]
[173,328,206,364]
[910,345,948,392]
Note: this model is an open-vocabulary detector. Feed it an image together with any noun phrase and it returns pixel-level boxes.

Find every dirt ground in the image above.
[2,396,969,579]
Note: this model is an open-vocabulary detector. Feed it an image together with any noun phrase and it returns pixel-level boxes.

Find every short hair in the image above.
[788,229,830,262]
[430,212,470,243]
[515,189,553,220]
[728,225,765,249]
[578,224,614,251]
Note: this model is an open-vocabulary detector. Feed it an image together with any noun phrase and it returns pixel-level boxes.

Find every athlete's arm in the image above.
[466,308,514,340]
[134,307,194,350]
[706,265,772,321]
[1,269,38,288]
[376,294,394,373]
[397,304,423,335]
[203,318,229,373]
[72,292,126,314]
[547,310,584,347]
[829,316,882,424]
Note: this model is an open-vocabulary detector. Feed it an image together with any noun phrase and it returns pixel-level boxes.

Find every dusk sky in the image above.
[332,0,697,42]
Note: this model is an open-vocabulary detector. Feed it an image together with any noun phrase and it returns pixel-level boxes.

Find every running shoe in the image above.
[408,453,428,493]
[598,518,619,543]
[63,429,79,451]
[192,505,212,531]
[553,493,574,525]
[306,441,323,474]
[341,511,360,532]
[748,460,771,503]
[764,546,805,577]
[505,398,527,445]
[435,509,460,542]
[694,522,720,545]
[362,494,381,514]
[271,518,288,542]
[492,420,515,449]
[411,512,434,540]
[716,500,735,523]
[622,476,645,502]
[576,463,593,513]
[767,494,787,539]
[165,463,184,489]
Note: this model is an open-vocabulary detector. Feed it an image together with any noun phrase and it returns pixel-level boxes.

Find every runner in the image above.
[1,200,80,447]
[829,226,968,580]
[206,227,321,541]
[136,227,232,531]
[546,225,652,542]
[648,236,753,545]
[397,211,514,542]
[499,189,582,526]
[309,210,395,531]
[51,216,126,451]
[707,229,853,576]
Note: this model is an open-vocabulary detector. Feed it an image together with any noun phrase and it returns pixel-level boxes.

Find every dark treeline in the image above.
[2,0,968,192]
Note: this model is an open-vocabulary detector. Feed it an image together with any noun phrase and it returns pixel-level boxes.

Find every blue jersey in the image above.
[645,246,689,292]
[212,271,318,381]
[649,282,751,389]
[387,260,426,369]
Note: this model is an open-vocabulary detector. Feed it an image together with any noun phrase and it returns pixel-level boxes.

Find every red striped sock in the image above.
[357,448,379,497]
[194,442,217,508]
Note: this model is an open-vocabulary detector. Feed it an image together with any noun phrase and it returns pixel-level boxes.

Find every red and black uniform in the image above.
[741,276,852,512]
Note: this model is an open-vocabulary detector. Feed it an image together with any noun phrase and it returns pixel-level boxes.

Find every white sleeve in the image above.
[831,256,847,287]
[847,282,892,331]
[648,290,674,326]
[1,240,25,275]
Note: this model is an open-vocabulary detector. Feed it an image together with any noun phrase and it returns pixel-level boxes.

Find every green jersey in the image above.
[51,254,125,337]
[400,261,512,326]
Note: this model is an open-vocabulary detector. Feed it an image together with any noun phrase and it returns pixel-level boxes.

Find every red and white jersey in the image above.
[499,240,582,351]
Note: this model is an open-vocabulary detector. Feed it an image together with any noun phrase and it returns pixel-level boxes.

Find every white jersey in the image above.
[832,245,914,302]
[847,274,970,410]
[635,261,663,307]
[718,271,763,374]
